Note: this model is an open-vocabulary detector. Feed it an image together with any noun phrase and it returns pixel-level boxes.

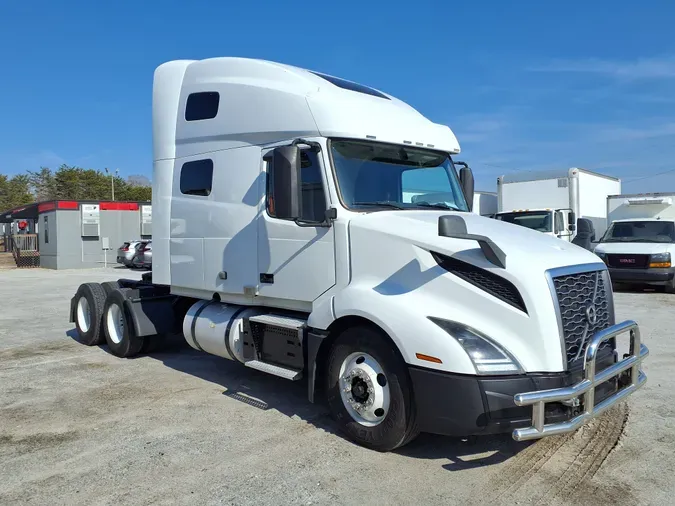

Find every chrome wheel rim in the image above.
[76,297,91,333]
[338,352,390,426]
[106,303,124,344]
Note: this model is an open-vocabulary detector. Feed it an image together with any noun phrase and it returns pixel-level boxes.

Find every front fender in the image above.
[330,284,476,375]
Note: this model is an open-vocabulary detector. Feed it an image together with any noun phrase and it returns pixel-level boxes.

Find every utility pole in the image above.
[105,168,119,201]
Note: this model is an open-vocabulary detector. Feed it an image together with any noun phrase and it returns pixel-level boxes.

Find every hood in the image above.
[594,241,671,255]
[349,210,600,273]
[344,210,607,373]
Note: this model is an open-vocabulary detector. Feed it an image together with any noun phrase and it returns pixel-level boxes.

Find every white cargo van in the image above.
[68,57,647,452]
[496,169,621,241]
[595,193,675,291]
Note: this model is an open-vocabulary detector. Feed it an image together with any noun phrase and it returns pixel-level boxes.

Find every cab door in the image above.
[257,146,336,303]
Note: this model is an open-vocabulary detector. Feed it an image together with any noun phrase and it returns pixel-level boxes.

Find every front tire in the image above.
[326,325,418,452]
[103,288,145,357]
[665,278,675,294]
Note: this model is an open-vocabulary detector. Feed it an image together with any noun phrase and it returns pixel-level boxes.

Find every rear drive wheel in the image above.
[74,283,107,346]
[100,281,121,298]
[326,325,418,452]
[103,288,145,357]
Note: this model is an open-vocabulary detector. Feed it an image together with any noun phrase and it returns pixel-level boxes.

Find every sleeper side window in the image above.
[267,149,327,222]
[185,92,220,121]
[180,159,213,196]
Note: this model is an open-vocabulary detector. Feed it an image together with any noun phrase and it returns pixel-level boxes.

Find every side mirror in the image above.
[568,211,576,229]
[458,163,474,212]
[270,146,301,220]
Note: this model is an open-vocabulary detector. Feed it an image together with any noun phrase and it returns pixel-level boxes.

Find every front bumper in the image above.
[608,266,675,285]
[408,320,648,441]
[512,320,648,441]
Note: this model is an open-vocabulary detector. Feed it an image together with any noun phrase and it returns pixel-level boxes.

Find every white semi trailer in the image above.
[496,169,621,241]
[70,57,648,452]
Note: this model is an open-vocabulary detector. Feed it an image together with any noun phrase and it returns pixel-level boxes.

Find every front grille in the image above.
[552,270,613,365]
[606,254,649,269]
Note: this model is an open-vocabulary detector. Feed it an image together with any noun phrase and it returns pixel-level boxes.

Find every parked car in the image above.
[134,241,152,270]
[117,240,145,268]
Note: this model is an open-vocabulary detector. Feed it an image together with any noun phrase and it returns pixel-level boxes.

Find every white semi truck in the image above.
[496,169,621,241]
[596,193,675,292]
[69,57,648,452]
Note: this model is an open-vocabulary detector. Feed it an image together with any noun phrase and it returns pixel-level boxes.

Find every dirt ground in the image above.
[1,267,674,505]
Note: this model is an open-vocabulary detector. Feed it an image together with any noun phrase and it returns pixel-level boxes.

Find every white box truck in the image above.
[68,57,647,452]
[473,191,498,217]
[496,169,621,241]
[595,193,675,291]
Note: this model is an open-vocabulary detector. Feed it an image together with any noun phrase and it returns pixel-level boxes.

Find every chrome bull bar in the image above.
[512,320,649,442]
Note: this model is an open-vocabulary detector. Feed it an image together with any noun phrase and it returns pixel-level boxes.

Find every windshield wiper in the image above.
[414,201,463,212]
[352,201,405,210]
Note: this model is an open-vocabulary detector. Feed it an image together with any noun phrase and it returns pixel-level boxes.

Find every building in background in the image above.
[0,200,151,269]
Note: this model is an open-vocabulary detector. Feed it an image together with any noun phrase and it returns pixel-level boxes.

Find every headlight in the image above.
[649,252,671,268]
[595,250,606,260]
[428,317,523,375]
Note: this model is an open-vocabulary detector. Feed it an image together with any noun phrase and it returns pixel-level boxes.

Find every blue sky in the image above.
[1,0,674,193]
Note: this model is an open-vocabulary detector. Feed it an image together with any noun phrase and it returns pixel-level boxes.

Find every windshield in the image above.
[329,139,469,212]
[495,211,553,233]
[601,221,675,243]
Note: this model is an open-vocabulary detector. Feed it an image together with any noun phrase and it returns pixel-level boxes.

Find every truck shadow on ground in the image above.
[395,432,530,471]
[66,329,529,469]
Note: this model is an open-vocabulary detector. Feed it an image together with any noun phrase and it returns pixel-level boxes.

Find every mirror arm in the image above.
[291,138,322,152]
[294,207,337,228]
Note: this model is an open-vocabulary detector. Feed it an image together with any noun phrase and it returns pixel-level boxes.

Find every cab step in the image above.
[248,314,307,330]
[244,359,303,380]
[243,313,308,377]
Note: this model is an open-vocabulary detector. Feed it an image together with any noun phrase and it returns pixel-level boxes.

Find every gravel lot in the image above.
[1,267,674,505]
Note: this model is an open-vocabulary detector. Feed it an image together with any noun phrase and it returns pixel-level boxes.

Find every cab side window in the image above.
[267,149,327,222]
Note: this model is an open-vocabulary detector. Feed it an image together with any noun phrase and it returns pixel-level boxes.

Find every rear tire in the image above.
[326,325,418,452]
[103,288,145,357]
[74,283,107,346]
[100,281,121,298]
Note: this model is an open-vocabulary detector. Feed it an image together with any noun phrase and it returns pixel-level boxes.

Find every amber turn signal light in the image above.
[415,353,443,364]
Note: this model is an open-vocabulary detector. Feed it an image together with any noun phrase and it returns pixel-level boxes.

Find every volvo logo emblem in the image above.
[586,304,598,325]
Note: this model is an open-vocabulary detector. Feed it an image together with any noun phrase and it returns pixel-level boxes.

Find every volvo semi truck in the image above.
[69,57,648,452]
[496,169,621,241]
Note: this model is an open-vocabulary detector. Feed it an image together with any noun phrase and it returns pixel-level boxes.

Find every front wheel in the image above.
[326,325,418,452]
[665,278,675,294]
